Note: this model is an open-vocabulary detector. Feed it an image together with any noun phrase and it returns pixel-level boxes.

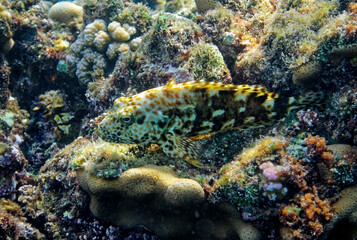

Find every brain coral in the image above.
[77,164,204,207]
[318,185,357,239]
[48,1,83,24]
[76,164,205,238]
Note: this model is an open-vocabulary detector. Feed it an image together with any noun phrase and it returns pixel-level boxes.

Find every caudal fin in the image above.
[287,91,325,113]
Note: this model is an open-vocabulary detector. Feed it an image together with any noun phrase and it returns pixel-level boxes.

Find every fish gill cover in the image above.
[0,0,357,239]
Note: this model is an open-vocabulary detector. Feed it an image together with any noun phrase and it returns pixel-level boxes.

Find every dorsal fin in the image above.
[165,78,176,88]
[114,96,130,109]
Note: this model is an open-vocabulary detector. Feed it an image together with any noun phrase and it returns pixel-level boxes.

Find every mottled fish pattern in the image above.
[98,79,322,167]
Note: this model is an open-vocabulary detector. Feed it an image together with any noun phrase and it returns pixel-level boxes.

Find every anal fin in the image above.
[159,133,203,168]
[189,133,215,141]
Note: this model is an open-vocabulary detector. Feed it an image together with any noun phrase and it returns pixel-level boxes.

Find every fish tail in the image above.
[287,91,325,113]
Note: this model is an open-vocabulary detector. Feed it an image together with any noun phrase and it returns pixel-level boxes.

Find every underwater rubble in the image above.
[0,0,357,239]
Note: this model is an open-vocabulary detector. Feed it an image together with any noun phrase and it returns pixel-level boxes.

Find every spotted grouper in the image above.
[98,79,323,167]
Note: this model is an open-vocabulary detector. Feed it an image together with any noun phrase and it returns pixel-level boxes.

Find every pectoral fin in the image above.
[159,133,203,168]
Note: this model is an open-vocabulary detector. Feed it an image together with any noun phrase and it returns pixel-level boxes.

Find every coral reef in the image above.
[0,3,14,53]
[65,15,148,113]
[83,0,153,34]
[0,0,356,239]
[0,199,45,239]
[0,55,11,108]
[9,137,160,239]
[283,82,357,145]
[26,90,76,170]
[29,137,264,240]
[197,0,357,95]
[323,85,357,145]
[92,12,231,113]
[210,135,357,239]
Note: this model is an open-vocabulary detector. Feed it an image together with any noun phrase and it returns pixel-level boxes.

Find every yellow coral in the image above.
[48,1,83,24]
[72,140,138,169]
[0,199,23,216]
[240,137,286,164]
[84,19,106,34]
[108,21,132,42]
[216,137,287,187]
[93,30,111,52]
[77,164,204,206]
[53,38,70,50]
[35,90,65,117]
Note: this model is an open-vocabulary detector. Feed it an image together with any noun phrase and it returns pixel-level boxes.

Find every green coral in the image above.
[0,111,14,128]
[219,182,260,212]
[184,42,230,82]
[267,0,343,69]
[285,133,309,158]
[112,2,153,34]
[145,13,203,60]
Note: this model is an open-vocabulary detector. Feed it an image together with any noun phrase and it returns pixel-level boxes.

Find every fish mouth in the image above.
[97,122,108,138]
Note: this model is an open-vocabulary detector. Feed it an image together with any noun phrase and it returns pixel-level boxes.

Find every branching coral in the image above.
[66,19,141,85]
[34,90,65,118]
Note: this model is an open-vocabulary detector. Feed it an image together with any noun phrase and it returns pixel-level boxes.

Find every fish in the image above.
[98,79,323,168]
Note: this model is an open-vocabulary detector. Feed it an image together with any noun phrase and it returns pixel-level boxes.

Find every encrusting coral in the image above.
[70,139,202,238]
[195,0,219,13]
[319,185,357,239]
[9,137,160,239]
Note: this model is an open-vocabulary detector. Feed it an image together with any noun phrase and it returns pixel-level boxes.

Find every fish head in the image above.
[98,106,141,144]
[98,104,167,144]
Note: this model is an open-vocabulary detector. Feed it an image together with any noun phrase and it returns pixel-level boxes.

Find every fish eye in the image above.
[120,113,135,125]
